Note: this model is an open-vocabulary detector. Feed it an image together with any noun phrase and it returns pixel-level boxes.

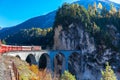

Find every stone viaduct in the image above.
[4,50,82,75]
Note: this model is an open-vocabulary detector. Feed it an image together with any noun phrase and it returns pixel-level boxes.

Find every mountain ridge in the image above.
[73,0,120,9]
[0,11,56,39]
[0,0,120,39]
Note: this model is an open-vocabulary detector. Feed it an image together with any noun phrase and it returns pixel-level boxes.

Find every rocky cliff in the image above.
[53,3,120,80]
[68,49,120,80]
[53,23,120,80]
[54,23,96,53]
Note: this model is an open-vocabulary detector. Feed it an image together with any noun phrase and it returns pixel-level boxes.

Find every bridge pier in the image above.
[4,50,82,77]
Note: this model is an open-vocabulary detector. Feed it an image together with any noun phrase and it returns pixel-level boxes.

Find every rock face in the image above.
[54,23,96,53]
[68,49,120,80]
[106,25,120,47]
[54,53,66,76]
[54,23,120,80]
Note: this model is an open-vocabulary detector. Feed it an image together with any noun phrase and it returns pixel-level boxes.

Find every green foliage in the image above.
[53,2,120,52]
[101,62,117,80]
[101,7,109,17]
[2,39,6,44]
[5,27,54,49]
[109,3,117,15]
[4,2,120,51]
[61,71,76,80]
[54,3,90,30]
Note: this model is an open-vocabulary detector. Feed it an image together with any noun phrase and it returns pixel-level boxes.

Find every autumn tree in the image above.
[61,71,76,80]
[109,4,117,15]
[98,2,103,9]
[2,40,6,44]
[101,62,117,80]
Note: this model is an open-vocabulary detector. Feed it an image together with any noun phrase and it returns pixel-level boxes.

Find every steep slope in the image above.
[0,11,56,39]
[5,28,53,49]
[0,0,120,42]
[53,3,120,80]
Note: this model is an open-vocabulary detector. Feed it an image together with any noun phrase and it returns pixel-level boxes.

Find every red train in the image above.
[0,40,41,54]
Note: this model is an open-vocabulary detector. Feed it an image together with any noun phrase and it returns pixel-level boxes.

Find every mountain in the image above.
[0,0,120,40]
[73,0,120,10]
[53,3,120,79]
[0,11,56,39]
[4,28,53,49]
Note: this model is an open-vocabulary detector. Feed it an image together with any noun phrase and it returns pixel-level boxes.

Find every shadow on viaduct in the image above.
[4,50,82,75]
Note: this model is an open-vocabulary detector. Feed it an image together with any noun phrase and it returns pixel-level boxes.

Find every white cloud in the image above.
[64,0,120,4]
[110,0,120,3]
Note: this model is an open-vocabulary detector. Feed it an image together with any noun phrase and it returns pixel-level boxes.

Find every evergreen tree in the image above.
[116,9,120,17]
[93,2,98,16]
[101,7,109,17]
[88,4,94,16]
[101,62,117,80]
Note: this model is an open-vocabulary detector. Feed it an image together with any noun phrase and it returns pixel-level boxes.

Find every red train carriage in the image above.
[32,46,41,51]
[22,46,32,51]
[0,40,41,54]
[0,45,7,53]
[17,46,22,51]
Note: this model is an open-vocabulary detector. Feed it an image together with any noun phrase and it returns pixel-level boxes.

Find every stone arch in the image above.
[39,53,50,70]
[26,54,37,65]
[76,45,81,50]
[68,52,81,80]
[54,52,66,76]
[16,55,21,59]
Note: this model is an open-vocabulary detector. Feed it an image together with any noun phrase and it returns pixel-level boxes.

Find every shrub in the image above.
[61,71,76,80]
[101,62,117,80]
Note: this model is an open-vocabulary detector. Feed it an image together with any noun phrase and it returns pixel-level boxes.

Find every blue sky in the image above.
[0,0,120,28]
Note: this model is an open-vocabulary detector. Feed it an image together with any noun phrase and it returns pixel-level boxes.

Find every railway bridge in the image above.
[0,40,82,76]
[3,50,82,75]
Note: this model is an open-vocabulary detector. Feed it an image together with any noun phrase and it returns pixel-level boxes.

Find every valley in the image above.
[0,0,120,80]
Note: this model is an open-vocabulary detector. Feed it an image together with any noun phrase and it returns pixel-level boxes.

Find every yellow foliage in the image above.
[39,69,52,80]
[11,57,53,80]
[12,58,38,80]
[29,65,53,80]
[101,62,117,80]
[61,71,76,80]
[29,64,39,74]
[98,3,103,9]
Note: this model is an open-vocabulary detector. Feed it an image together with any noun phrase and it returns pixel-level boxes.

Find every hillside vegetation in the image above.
[5,28,53,49]
[53,3,120,51]
[2,2,120,51]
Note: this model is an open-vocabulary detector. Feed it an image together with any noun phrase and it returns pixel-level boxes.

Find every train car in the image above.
[32,46,41,50]
[22,46,32,51]
[1,45,7,53]
[0,40,42,54]
[0,45,3,54]
[17,46,22,51]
